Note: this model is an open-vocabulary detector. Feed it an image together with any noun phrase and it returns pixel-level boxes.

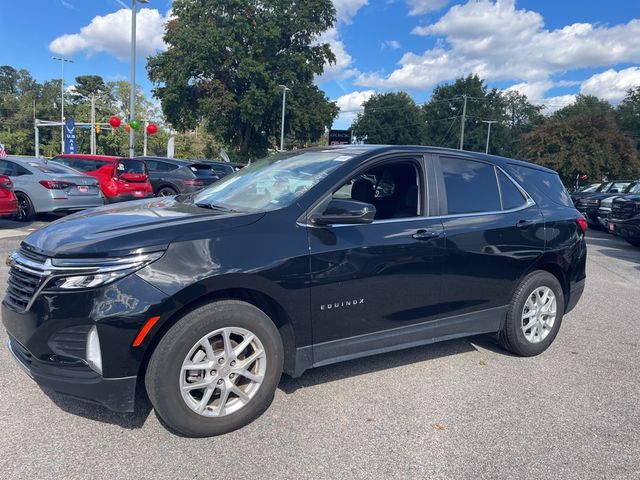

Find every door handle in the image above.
[412,229,442,240]
[516,220,534,229]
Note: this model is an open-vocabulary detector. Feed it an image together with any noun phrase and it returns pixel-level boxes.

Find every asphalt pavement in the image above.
[0,224,638,480]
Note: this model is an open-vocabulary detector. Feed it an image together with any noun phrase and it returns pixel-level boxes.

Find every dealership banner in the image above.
[64,117,77,154]
[329,130,352,145]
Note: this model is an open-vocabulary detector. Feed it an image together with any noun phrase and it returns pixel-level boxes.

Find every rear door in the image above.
[435,155,545,331]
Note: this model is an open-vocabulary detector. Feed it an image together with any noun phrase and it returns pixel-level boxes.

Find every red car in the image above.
[0,174,18,217]
[51,154,154,203]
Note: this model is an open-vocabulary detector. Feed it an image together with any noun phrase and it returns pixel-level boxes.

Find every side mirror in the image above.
[311,198,376,226]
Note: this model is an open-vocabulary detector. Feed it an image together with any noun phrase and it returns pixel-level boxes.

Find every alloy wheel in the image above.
[521,286,557,344]
[179,327,267,417]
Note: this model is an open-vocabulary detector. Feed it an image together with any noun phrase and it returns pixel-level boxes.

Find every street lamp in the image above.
[129,0,149,158]
[279,85,290,151]
[482,120,498,154]
[52,56,74,154]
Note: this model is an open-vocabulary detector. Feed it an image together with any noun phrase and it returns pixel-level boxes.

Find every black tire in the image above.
[157,186,178,197]
[145,300,284,437]
[627,240,640,248]
[15,192,36,222]
[499,271,565,357]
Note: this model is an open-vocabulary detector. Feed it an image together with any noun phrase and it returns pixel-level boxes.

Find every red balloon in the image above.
[109,116,121,128]
[124,124,131,134]
[146,123,158,135]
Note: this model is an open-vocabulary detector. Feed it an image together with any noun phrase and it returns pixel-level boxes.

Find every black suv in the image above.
[3,146,587,437]
[609,190,640,247]
[138,156,222,196]
[573,180,635,228]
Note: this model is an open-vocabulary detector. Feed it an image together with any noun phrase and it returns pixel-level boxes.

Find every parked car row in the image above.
[571,180,640,247]
[0,154,241,221]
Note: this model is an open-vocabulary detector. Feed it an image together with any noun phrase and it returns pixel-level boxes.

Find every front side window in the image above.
[331,161,420,220]
[441,157,501,214]
[191,151,354,212]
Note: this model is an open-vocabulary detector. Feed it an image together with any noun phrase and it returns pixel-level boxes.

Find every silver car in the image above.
[0,157,105,221]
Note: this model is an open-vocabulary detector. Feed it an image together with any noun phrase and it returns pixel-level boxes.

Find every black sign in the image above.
[329,130,351,145]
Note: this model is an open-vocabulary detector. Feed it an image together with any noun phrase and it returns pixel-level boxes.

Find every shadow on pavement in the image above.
[279,334,501,394]
[41,381,153,430]
[585,230,640,264]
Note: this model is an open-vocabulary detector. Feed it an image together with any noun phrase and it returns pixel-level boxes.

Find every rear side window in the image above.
[148,160,179,172]
[498,171,527,210]
[116,159,146,174]
[506,164,573,207]
[440,157,501,214]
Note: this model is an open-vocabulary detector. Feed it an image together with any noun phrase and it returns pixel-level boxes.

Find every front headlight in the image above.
[44,251,164,291]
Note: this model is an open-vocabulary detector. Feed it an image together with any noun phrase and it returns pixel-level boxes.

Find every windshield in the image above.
[191,150,354,211]
[596,183,611,192]
[627,183,640,194]
[608,181,631,193]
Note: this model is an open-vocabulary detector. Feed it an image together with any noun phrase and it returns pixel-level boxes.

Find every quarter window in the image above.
[498,171,526,210]
[440,157,501,214]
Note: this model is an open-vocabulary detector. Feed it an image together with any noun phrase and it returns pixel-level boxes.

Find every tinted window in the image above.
[498,171,526,210]
[441,157,500,214]
[147,160,178,172]
[116,159,146,174]
[505,164,573,208]
[0,160,12,176]
[14,164,31,176]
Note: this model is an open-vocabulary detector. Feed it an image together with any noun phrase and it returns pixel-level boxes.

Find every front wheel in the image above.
[499,271,565,356]
[145,300,284,437]
[157,186,178,197]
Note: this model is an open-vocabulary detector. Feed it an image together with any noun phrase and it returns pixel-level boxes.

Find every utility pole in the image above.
[129,0,149,158]
[459,94,468,150]
[90,95,96,155]
[482,120,498,154]
[279,85,290,151]
[143,120,148,156]
[52,56,74,153]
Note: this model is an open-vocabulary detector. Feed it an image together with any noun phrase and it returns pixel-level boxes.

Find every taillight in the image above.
[0,176,12,188]
[576,216,587,234]
[184,179,204,187]
[39,180,73,190]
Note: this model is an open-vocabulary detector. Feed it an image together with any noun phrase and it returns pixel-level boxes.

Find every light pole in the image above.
[279,85,290,151]
[129,0,149,158]
[52,56,74,153]
[482,120,498,154]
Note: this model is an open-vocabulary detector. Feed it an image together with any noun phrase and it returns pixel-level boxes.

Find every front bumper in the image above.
[7,336,137,412]
[1,273,169,412]
[608,217,640,241]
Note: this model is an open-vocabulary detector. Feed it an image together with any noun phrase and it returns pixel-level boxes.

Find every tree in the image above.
[552,94,612,121]
[422,75,507,153]
[71,75,111,103]
[522,112,640,184]
[616,87,640,151]
[351,92,426,144]
[147,0,338,159]
[500,90,544,158]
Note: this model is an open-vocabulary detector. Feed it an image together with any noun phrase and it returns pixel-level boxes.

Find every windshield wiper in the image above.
[195,202,238,213]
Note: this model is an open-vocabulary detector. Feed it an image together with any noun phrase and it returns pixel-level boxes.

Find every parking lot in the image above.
[0,222,638,480]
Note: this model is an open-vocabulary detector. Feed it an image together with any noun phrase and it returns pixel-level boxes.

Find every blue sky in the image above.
[1,0,639,129]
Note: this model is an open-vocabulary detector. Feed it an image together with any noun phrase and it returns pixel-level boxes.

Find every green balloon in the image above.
[130,119,141,130]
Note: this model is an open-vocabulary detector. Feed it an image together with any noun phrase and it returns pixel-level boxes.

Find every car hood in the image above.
[22,197,265,258]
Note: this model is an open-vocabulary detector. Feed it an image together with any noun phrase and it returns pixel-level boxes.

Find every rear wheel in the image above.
[145,300,284,437]
[499,271,564,356]
[15,192,36,221]
[157,186,178,197]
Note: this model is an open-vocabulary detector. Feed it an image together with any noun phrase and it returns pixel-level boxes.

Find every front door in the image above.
[308,157,445,365]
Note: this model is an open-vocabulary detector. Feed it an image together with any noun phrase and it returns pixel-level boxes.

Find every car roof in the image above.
[55,154,140,162]
[303,145,559,174]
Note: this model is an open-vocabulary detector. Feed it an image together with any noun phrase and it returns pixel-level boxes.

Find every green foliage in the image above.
[147,0,338,159]
[552,94,612,120]
[351,92,426,145]
[616,87,640,151]
[521,112,640,183]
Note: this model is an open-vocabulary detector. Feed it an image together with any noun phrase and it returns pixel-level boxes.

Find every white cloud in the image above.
[49,8,169,61]
[333,0,368,24]
[356,0,640,90]
[60,0,75,9]
[335,90,376,125]
[316,27,357,83]
[382,40,402,50]
[406,0,450,16]
[580,67,640,102]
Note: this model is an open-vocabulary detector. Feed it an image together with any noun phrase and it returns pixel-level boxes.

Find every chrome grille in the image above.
[5,249,49,312]
[611,202,635,220]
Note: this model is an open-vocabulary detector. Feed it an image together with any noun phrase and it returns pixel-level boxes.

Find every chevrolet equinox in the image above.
[3,146,587,437]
